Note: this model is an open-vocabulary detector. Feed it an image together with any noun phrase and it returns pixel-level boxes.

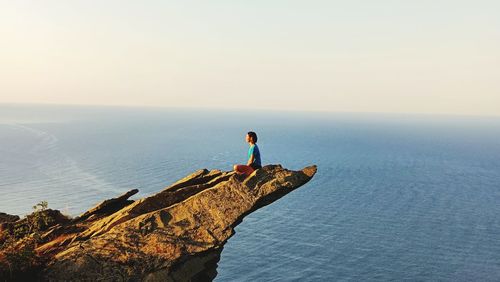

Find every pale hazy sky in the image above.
[1,1,499,115]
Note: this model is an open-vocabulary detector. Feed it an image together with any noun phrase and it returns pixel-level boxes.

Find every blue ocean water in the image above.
[1,104,500,281]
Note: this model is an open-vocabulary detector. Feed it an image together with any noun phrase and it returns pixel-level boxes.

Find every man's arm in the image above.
[247,154,254,166]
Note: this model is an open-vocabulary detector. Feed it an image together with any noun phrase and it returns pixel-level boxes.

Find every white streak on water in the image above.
[0,123,123,216]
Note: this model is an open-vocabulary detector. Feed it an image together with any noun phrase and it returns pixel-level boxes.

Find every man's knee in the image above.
[233,164,238,171]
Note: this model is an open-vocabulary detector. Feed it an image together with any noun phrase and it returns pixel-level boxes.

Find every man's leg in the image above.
[234,164,255,176]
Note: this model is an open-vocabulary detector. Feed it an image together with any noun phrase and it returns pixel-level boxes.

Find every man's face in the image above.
[245,134,251,143]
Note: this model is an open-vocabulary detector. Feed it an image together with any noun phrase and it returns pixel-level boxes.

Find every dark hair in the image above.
[247,131,258,143]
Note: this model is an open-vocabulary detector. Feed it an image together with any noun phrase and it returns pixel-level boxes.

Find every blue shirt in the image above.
[248,144,262,168]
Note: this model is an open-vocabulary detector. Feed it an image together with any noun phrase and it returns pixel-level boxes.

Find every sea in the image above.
[1,104,499,281]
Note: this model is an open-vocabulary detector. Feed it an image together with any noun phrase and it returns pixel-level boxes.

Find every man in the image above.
[233,131,262,177]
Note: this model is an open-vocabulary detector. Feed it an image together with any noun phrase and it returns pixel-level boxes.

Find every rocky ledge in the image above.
[0,164,317,281]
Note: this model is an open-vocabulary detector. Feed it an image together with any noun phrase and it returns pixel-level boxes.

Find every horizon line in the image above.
[1,101,499,119]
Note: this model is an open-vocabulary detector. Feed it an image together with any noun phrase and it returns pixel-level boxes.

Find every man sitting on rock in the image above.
[233,131,262,178]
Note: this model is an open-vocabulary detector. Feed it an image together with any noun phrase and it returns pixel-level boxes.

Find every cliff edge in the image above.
[0,164,317,281]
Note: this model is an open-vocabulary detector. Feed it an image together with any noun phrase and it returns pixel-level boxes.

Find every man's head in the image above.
[246,131,258,144]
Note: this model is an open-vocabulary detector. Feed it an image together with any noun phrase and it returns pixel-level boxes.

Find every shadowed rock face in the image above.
[0,213,19,225]
[1,164,317,281]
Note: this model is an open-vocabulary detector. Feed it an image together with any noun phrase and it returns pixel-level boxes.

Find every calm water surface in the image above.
[1,104,499,281]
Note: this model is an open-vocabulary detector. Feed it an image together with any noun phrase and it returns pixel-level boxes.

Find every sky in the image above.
[1,1,499,116]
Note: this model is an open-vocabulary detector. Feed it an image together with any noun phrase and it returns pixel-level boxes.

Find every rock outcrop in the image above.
[0,164,317,281]
[0,213,19,225]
